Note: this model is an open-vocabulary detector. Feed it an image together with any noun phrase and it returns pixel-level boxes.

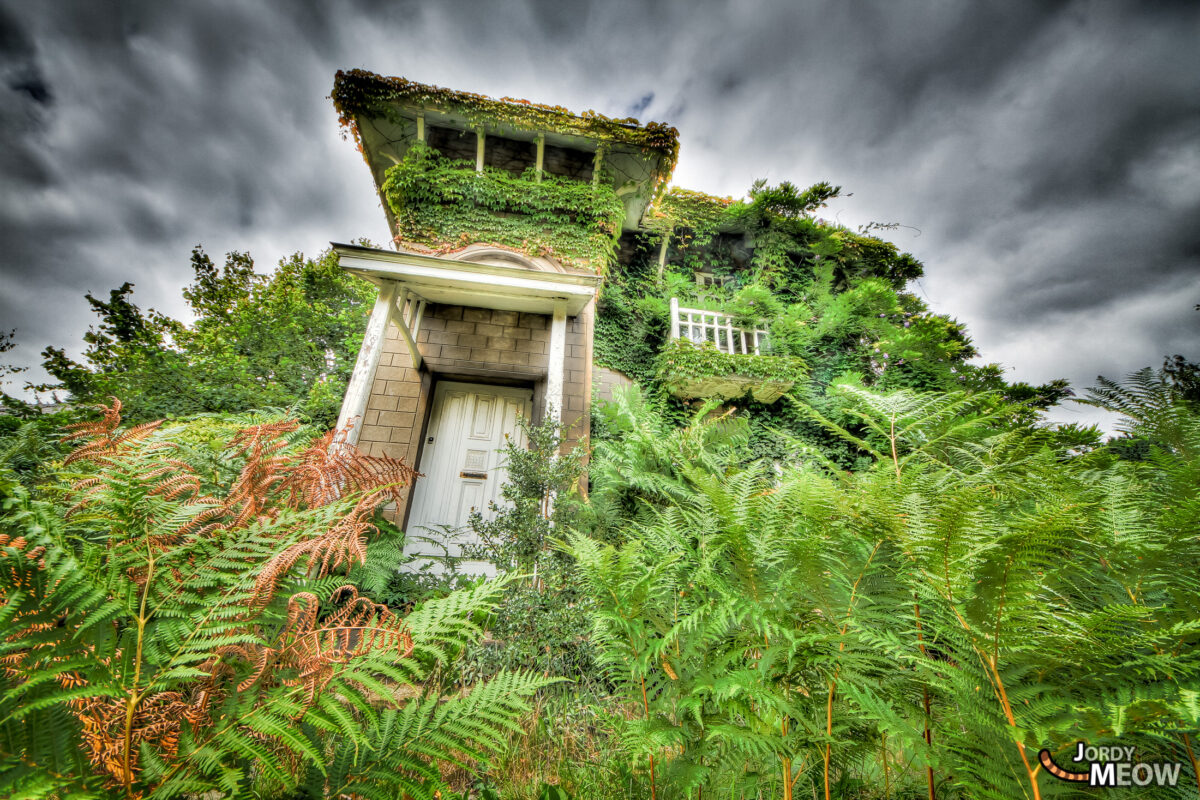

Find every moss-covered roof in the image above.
[332,69,679,171]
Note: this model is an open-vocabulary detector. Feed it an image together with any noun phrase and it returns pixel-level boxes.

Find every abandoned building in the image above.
[330,71,793,568]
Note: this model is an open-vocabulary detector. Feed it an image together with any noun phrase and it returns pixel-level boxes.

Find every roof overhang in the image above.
[333,72,679,234]
[332,243,601,316]
[351,108,667,232]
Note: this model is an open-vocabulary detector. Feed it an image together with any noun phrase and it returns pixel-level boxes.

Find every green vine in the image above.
[381,143,626,270]
[590,176,1028,462]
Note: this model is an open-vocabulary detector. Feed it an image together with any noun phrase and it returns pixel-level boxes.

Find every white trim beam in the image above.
[389,289,424,372]
[410,297,427,340]
[592,145,604,187]
[335,281,398,447]
[333,244,601,316]
[535,133,545,182]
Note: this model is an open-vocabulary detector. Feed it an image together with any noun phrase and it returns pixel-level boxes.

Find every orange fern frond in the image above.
[265,588,414,712]
[62,397,125,443]
[63,398,164,466]
[68,687,197,792]
[172,502,229,539]
[283,425,419,509]
[145,459,204,502]
[222,420,300,525]
[249,494,380,606]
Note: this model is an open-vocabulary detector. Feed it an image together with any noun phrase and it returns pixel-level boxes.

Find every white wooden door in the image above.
[403,381,531,573]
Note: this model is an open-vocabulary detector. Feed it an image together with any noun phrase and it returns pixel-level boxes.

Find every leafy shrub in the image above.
[459,416,598,688]
[655,338,807,394]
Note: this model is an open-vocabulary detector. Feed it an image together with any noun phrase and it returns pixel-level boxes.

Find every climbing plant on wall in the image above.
[381,143,627,271]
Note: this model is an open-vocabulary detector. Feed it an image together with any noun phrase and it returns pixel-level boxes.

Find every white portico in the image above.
[331,242,601,538]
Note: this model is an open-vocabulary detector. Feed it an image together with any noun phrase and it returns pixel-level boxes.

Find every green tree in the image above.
[0,330,36,417]
[40,282,191,418]
[39,247,375,426]
[593,179,1076,465]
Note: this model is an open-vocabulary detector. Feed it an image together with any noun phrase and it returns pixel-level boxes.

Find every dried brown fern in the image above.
[143,459,205,502]
[222,420,300,526]
[10,403,435,795]
[0,537,54,678]
[283,425,419,508]
[270,587,413,708]
[67,684,200,793]
[204,587,412,712]
[62,398,163,467]
[251,493,381,606]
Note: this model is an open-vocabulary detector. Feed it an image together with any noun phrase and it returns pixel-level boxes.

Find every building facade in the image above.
[330,71,675,560]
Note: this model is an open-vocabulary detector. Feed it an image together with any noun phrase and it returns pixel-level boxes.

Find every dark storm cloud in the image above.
[0,0,385,389]
[0,0,1197,432]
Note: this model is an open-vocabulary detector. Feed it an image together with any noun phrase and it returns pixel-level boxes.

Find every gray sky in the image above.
[2,0,1198,430]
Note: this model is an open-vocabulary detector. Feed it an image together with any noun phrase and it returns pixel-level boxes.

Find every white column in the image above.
[669,296,681,341]
[334,281,398,447]
[535,133,545,183]
[410,298,427,340]
[592,144,605,187]
[540,300,570,542]
[396,286,410,325]
[476,130,485,173]
[546,300,568,426]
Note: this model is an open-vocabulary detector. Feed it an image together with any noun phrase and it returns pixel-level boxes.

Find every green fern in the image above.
[574,380,1200,799]
[0,404,548,799]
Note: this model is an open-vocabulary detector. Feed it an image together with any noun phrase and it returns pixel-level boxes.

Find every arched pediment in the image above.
[451,244,565,273]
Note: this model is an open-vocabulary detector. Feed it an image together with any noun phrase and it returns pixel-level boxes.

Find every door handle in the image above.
[460,471,487,480]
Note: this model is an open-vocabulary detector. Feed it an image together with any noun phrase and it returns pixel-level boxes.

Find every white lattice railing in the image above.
[669,298,769,356]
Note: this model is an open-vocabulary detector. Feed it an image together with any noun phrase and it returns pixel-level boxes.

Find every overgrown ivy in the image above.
[381,142,626,270]
[656,339,806,387]
[642,187,734,243]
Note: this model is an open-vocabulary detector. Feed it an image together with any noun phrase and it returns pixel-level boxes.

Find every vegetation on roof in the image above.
[332,69,680,182]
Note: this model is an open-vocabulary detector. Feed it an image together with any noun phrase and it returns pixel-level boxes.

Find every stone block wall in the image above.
[593,365,633,403]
